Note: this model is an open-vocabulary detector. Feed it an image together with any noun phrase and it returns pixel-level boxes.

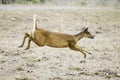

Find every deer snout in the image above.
[89,35,94,39]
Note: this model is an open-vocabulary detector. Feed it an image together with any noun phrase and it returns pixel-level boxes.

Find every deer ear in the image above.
[82,27,88,32]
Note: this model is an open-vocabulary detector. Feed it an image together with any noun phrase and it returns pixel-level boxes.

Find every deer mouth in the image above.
[89,36,94,39]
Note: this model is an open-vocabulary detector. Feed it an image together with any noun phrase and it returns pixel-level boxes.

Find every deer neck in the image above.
[74,32,84,41]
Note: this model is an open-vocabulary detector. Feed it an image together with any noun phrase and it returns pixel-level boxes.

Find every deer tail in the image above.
[33,14,37,31]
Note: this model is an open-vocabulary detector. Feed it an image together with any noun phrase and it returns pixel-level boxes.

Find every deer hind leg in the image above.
[19,33,29,48]
[24,34,35,50]
[24,36,31,50]
[69,41,87,58]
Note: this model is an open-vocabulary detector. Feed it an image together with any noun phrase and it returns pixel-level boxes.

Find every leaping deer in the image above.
[19,15,94,58]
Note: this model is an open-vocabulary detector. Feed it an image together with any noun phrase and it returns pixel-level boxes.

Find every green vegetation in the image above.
[0,0,45,4]
[0,0,120,7]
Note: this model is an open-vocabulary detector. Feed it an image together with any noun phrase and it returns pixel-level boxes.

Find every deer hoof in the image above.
[24,48,29,50]
[84,54,86,59]
[18,45,23,48]
[88,52,92,55]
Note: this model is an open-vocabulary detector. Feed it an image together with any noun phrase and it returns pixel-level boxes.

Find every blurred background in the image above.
[0,0,120,7]
[0,0,120,80]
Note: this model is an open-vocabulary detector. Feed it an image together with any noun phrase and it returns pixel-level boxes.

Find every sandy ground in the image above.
[0,6,120,80]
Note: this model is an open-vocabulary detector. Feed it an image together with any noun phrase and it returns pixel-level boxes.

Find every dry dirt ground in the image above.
[0,6,120,80]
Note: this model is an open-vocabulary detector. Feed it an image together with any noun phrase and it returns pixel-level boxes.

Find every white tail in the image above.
[33,14,36,32]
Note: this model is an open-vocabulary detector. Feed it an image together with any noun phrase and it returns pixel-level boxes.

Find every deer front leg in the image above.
[76,45,92,55]
[69,41,87,58]
[19,33,29,48]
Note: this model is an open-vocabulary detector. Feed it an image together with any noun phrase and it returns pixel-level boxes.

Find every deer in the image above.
[19,14,94,58]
